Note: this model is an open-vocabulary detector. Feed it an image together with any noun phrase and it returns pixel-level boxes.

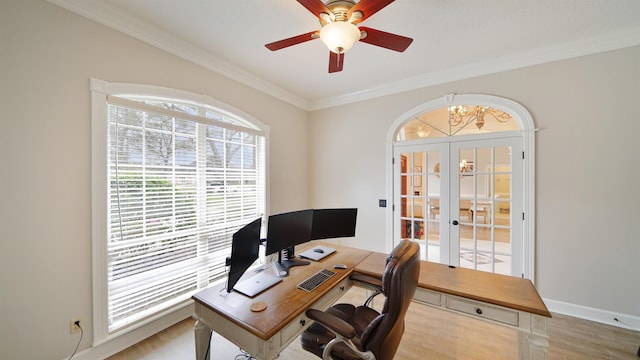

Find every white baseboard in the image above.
[63,302,194,360]
[544,297,640,332]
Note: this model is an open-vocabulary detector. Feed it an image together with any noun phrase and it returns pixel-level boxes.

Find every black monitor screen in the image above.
[265,209,313,256]
[226,217,262,293]
[311,208,358,240]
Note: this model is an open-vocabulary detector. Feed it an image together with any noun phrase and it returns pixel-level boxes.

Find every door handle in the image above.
[452,220,459,226]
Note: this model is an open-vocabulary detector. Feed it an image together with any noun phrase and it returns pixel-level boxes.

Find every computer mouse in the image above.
[313,248,324,253]
[333,264,347,269]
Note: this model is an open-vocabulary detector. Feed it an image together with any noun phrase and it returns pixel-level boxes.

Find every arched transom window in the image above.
[396,105,519,140]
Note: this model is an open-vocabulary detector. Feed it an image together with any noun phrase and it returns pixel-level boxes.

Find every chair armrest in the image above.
[350,273,384,307]
[350,273,382,291]
[306,308,356,340]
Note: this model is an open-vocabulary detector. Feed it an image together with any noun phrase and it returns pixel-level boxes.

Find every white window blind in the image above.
[105,95,265,332]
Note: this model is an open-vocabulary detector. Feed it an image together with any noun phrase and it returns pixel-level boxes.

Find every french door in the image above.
[394,136,523,276]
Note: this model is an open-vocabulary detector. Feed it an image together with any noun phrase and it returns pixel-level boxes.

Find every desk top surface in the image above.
[355,252,551,317]
[192,242,371,340]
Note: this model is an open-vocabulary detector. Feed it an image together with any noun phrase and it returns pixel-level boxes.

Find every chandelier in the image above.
[448,105,511,130]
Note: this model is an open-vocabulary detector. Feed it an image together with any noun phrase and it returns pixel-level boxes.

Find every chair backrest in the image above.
[359,240,420,360]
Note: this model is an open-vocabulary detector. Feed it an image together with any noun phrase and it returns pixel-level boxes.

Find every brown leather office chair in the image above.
[300,240,420,360]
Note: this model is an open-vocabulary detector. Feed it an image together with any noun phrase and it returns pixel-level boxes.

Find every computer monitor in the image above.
[225,217,262,294]
[265,209,314,276]
[311,208,358,240]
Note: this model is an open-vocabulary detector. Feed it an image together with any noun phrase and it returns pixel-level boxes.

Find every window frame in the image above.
[90,78,269,342]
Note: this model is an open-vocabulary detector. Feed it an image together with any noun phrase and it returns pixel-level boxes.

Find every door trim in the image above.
[386,94,536,281]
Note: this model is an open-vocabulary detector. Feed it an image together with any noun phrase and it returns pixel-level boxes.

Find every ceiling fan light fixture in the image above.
[319,21,361,54]
[265,0,412,73]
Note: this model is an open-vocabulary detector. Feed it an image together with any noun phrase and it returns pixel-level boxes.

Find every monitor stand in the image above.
[273,246,309,277]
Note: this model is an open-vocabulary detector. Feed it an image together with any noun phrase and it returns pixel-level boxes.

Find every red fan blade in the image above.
[297,0,332,18]
[328,51,344,73]
[358,26,413,52]
[265,31,319,51]
[348,0,395,24]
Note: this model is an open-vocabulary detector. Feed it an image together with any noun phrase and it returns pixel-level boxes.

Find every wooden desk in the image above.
[355,252,552,360]
[192,243,371,360]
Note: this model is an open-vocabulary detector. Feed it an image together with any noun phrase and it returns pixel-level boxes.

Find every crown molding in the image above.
[48,0,640,112]
[47,0,311,110]
[308,26,640,110]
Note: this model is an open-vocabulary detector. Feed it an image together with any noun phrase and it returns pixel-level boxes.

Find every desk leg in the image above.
[518,315,549,360]
[194,319,212,360]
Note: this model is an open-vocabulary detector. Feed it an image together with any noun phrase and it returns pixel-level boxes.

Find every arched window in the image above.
[91,79,267,339]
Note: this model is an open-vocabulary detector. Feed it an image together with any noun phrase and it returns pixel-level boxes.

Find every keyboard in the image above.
[297,269,336,292]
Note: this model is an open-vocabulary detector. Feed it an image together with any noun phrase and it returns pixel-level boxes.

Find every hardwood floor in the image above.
[107,287,640,360]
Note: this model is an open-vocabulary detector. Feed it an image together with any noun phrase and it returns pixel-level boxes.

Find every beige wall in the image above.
[309,46,640,321]
[0,1,308,359]
[2,1,639,359]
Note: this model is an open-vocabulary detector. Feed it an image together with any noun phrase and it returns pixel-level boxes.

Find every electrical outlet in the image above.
[70,318,82,334]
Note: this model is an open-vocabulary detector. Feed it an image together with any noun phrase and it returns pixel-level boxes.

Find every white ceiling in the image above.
[50,0,640,110]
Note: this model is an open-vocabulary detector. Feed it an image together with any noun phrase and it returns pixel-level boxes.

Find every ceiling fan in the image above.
[265,0,413,73]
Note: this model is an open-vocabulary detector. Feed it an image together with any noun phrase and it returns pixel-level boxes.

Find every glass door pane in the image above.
[424,150,441,262]
[396,147,444,262]
[452,142,515,275]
